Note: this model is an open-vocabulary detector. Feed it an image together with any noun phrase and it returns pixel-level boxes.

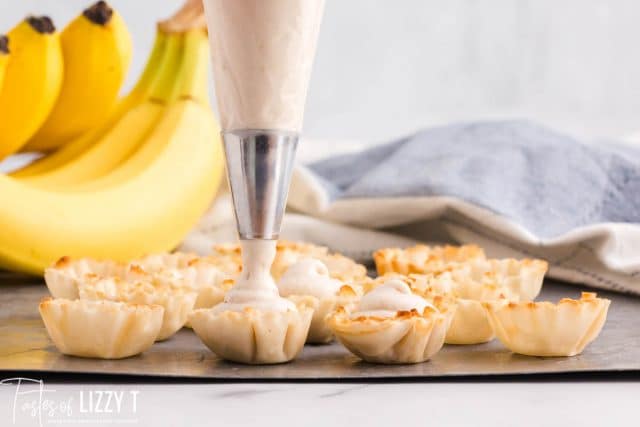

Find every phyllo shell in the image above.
[452,258,548,301]
[44,256,127,299]
[327,304,455,364]
[189,305,313,364]
[131,252,199,270]
[270,240,329,279]
[78,277,197,341]
[373,244,486,276]
[407,272,517,345]
[207,243,244,277]
[39,298,163,359]
[288,285,361,344]
[130,253,227,290]
[125,261,229,311]
[483,292,610,357]
[316,252,368,282]
[441,285,513,345]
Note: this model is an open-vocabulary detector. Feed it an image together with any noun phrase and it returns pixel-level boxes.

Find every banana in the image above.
[0,99,223,275]
[0,36,9,91]
[24,2,133,152]
[11,31,168,178]
[0,5,223,275]
[21,34,184,189]
[0,17,63,160]
[73,30,210,191]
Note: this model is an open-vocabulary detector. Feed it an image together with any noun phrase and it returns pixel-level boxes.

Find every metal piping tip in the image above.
[222,129,299,240]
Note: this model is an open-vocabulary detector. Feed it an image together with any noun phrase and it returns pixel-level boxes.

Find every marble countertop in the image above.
[1,380,637,426]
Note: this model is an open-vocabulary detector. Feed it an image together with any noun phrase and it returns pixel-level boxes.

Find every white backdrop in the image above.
[1,0,639,143]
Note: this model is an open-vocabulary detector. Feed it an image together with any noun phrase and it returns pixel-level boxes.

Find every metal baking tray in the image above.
[0,279,637,379]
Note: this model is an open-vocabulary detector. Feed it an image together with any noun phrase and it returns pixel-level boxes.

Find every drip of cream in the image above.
[277,258,342,300]
[212,240,296,313]
[352,279,435,318]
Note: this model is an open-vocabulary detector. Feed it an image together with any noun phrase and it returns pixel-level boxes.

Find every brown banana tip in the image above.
[27,16,56,34]
[158,0,206,33]
[84,1,114,26]
[0,36,8,54]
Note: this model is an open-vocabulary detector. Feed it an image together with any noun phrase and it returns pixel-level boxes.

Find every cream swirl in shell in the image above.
[352,279,435,318]
[277,258,342,300]
[211,240,296,314]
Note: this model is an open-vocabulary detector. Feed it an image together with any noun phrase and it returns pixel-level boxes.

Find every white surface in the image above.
[1,1,640,142]
[0,381,637,426]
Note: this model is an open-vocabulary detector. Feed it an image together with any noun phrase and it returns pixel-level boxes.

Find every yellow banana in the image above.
[0,6,223,275]
[24,2,133,152]
[0,17,63,159]
[74,29,210,191]
[0,99,223,275]
[11,30,169,178]
[21,35,184,189]
[0,36,9,91]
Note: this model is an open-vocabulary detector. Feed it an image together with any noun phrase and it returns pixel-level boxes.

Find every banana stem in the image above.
[158,0,206,33]
[26,16,56,34]
[0,35,8,54]
[83,1,114,26]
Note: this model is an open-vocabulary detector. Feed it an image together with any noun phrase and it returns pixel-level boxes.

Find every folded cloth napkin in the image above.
[183,120,640,295]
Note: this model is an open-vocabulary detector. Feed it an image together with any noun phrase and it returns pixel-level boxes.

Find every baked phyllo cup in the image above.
[129,253,226,289]
[190,278,234,310]
[287,285,360,344]
[125,262,231,326]
[479,258,547,301]
[445,281,517,345]
[407,272,517,345]
[373,244,486,276]
[132,252,199,270]
[317,252,368,282]
[79,277,197,341]
[189,305,313,365]
[441,295,504,345]
[327,305,455,365]
[483,292,610,357]
[270,240,330,279]
[39,298,163,359]
[181,279,234,329]
[207,243,244,277]
[44,256,127,299]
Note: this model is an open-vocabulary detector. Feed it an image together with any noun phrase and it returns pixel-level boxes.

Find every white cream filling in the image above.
[352,278,435,318]
[211,240,296,314]
[277,258,342,300]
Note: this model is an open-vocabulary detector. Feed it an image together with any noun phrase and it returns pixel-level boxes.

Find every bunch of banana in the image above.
[0,1,132,160]
[25,1,133,152]
[0,1,224,275]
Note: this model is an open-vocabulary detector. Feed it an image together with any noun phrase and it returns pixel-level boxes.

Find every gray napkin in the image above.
[309,120,640,240]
